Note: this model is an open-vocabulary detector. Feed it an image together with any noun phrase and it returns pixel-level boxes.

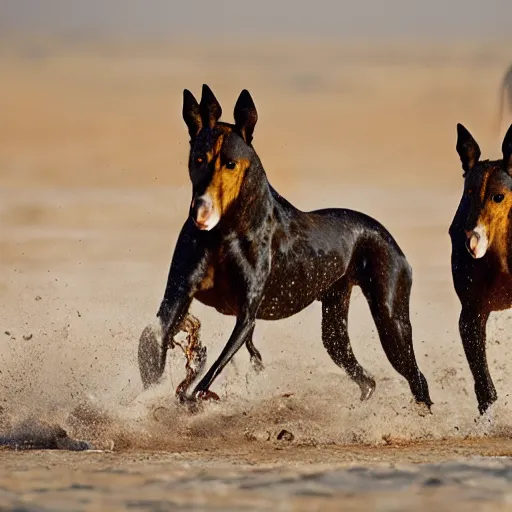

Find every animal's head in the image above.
[182,84,259,231]
[456,123,512,260]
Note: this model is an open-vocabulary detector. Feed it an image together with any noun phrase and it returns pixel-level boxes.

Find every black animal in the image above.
[148,84,432,408]
[451,123,512,415]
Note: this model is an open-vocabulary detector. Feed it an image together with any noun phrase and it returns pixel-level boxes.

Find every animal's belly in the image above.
[194,286,317,320]
[256,293,317,320]
[194,260,346,320]
[258,256,347,319]
[194,289,239,316]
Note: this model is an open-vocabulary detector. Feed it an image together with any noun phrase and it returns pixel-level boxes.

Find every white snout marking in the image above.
[467,224,489,259]
[193,193,220,231]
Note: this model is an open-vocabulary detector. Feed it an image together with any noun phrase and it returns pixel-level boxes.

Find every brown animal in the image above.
[450,123,512,414]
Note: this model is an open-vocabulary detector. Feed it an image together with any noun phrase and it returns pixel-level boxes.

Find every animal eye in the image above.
[195,156,204,165]
[493,194,505,203]
[225,161,236,170]
[466,189,473,196]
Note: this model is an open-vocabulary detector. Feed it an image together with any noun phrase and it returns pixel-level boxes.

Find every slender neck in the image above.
[220,159,275,234]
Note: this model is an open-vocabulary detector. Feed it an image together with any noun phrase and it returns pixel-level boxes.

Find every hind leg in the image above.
[245,328,264,372]
[321,280,376,401]
[360,259,432,408]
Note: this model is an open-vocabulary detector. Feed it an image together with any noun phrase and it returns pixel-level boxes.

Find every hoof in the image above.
[478,393,498,416]
[479,401,496,416]
[358,378,376,401]
[176,395,202,414]
[251,356,265,374]
[196,390,220,401]
[415,401,433,417]
[138,324,166,389]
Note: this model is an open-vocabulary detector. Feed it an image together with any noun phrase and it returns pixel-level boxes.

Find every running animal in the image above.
[140,84,432,409]
[450,123,512,414]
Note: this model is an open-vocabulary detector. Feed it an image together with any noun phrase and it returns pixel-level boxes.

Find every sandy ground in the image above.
[2,40,512,510]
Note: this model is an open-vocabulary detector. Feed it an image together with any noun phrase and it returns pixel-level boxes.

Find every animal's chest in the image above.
[489,272,512,311]
[194,249,244,316]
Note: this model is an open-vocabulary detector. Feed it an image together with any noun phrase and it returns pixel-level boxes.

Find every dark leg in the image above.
[245,327,264,372]
[157,219,211,362]
[360,263,432,408]
[459,305,495,414]
[138,305,195,390]
[321,280,376,401]
[158,296,193,346]
[187,236,269,400]
[138,324,168,389]
[192,316,256,399]
[144,295,191,385]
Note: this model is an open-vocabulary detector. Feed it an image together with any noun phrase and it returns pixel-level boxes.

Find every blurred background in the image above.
[1,0,512,40]
[1,0,512,443]
[1,0,512,191]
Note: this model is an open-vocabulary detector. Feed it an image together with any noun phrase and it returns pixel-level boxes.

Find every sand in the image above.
[1,39,512,510]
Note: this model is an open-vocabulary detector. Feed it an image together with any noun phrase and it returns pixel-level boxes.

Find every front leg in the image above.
[192,312,258,400]
[459,305,496,414]
[138,295,196,390]
[157,296,193,352]
[157,219,211,349]
[191,235,270,399]
[139,219,210,389]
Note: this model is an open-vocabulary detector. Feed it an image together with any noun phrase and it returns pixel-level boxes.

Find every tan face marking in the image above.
[203,156,250,221]
[474,184,512,270]
[192,132,249,230]
[479,170,491,202]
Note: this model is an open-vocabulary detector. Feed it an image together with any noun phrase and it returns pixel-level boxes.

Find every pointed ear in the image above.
[199,84,222,128]
[234,89,258,144]
[183,89,202,138]
[502,124,512,175]
[456,123,481,175]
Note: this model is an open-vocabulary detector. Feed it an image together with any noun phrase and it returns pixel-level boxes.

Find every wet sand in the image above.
[2,445,512,511]
[1,40,512,509]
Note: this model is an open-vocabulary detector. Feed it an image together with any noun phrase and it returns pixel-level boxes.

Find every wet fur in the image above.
[155,84,432,408]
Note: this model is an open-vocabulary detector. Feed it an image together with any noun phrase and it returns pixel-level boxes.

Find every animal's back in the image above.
[311,207,405,255]
[256,205,408,320]
[269,184,405,257]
